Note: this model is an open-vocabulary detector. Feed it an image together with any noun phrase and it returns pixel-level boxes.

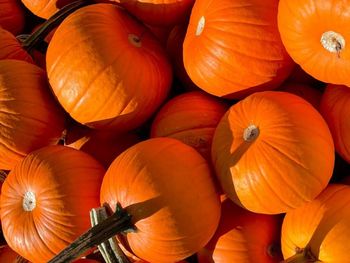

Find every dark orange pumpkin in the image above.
[320,84,350,163]
[0,245,21,262]
[47,4,172,131]
[0,0,25,35]
[150,91,228,161]
[0,145,105,263]
[0,59,65,170]
[212,91,334,214]
[183,0,295,98]
[100,137,221,262]
[21,0,75,19]
[197,197,283,263]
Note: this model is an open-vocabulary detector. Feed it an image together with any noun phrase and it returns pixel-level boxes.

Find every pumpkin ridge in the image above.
[0,139,26,158]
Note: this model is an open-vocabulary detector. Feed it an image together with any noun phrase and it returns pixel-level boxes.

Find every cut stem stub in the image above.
[243,124,259,142]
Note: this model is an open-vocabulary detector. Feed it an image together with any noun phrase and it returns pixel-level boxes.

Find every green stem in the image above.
[48,203,135,263]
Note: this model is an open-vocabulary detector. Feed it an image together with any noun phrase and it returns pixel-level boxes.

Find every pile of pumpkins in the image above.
[1,0,350,262]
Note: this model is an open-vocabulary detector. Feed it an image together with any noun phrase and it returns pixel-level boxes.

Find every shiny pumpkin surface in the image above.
[0,60,65,170]
[0,0,25,35]
[100,137,221,263]
[47,4,172,131]
[183,0,294,98]
[0,146,105,263]
[278,0,350,86]
[320,84,350,163]
[281,184,350,262]
[212,91,334,214]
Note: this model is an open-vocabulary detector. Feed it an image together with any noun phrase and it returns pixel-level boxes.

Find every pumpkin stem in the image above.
[243,124,259,142]
[48,203,135,263]
[320,31,345,58]
[281,247,317,263]
[18,0,93,53]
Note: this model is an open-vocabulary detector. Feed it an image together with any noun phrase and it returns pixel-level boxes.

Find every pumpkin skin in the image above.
[0,0,25,35]
[0,145,105,263]
[281,184,350,262]
[211,91,334,214]
[183,0,295,98]
[0,28,33,63]
[320,84,350,163]
[278,0,350,86]
[197,197,283,263]
[0,245,21,262]
[100,137,221,263]
[0,60,65,170]
[150,91,228,161]
[47,4,172,131]
[21,0,75,19]
[119,0,195,27]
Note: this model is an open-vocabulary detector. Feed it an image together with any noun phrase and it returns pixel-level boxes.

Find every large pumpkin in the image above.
[47,3,172,131]
[278,0,350,86]
[212,91,334,214]
[0,59,65,170]
[0,145,105,263]
[281,184,350,262]
[0,0,25,35]
[320,84,350,163]
[197,197,283,263]
[100,137,221,263]
[183,0,295,98]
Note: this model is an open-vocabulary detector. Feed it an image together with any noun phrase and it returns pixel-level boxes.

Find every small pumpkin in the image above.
[0,145,105,263]
[320,84,350,163]
[0,0,25,35]
[212,91,334,214]
[150,91,228,161]
[47,3,172,131]
[281,184,350,262]
[0,59,65,170]
[183,0,295,98]
[278,0,350,86]
[197,197,283,263]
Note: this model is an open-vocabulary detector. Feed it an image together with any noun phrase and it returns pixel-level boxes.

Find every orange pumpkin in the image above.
[281,184,350,262]
[212,91,334,214]
[47,4,172,131]
[100,137,221,263]
[197,197,283,263]
[0,0,25,35]
[0,145,105,263]
[0,60,65,170]
[119,0,195,26]
[183,0,294,98]
[0,28,33,63]
[320,84,350,163]
[150,91,228,161]
[278,0,350,85]
[21,0,75,19]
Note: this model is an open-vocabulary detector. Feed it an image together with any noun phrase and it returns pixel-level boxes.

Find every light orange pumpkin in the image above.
[197,197,283,263]
[150,91,228,161]
[0,59,65,170]
[212,91,334,214]
[278,0,350,86]
[281,184,350,262]
[0,0,25,35]
[47,4,172,131]
[183,0,295,98]
[0,145,105,263]
[320,84,350,163]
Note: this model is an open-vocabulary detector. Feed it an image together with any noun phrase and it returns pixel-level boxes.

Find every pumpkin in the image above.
[0,145,105,263]
[278,0,350,86]
[21,0,75,19]
[0,28,33,63]
[46,3,172,131]
[100,137,221,263]
[211,91,334,214]
[0,59,65,170]
[0,0,25,35]
[150,91,228,161]
[197,197,283,263]
[65,123,141,168]
[320,84,350,163]
[279,83,322,111]
[118,0,195,27]
[183,0,295,99]
[0,245,22,262]
[281,184,350,262]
